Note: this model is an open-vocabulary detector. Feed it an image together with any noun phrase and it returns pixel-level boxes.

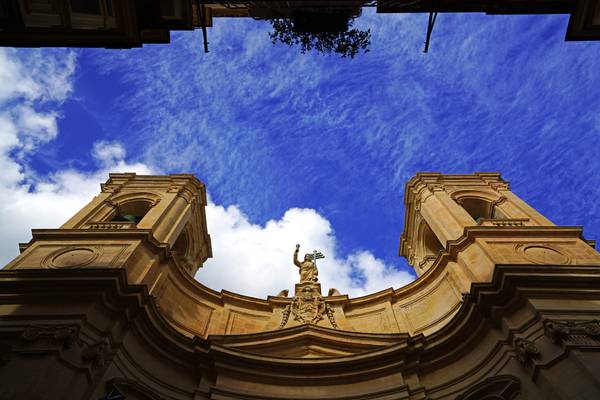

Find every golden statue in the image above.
[293,244,320,283]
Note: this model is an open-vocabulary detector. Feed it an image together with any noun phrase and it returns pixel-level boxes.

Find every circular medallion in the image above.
[43,247,100,269]
[521,245,569,265]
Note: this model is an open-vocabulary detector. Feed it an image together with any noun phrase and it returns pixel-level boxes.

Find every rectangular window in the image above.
[69,0,116,29]
[70,0,101,15]
[18,0,62,27]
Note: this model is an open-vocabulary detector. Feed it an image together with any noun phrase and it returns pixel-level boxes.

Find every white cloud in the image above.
[0,49,38,103]
[0,48,76,103]
[197,203,414,298]
[93,140,128,166]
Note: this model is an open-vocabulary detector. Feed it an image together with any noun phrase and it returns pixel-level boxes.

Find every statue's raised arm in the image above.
[293,244,302,268]
[293,244,319,283]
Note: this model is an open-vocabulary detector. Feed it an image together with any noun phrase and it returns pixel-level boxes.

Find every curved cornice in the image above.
[17,225,593,340]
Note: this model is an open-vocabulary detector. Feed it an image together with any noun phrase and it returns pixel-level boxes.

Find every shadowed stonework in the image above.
[1,0,599,51]
[1,172,599,399]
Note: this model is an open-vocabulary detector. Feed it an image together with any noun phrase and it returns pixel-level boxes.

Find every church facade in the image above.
[1,172,600,399]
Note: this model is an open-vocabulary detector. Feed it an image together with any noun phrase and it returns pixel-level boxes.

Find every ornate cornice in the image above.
[2,262,599,399]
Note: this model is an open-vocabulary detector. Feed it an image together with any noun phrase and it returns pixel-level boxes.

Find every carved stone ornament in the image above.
[280,286,337,329]
[280,306,291,329]
[515,243,570,265]
[20,324,79,350]
[491,195,508,207]
[544,320,571,343]
[104,199,119,209]
[544,319,600,344]
[82,338,110,368]
[581,321,600,338]
[167,184,184,194]
[41,246,102,269]
[100,184,122,194]
[514,338,540,365]
[490,182,510,191]
[292,286,327,325]
[426,183,445,193]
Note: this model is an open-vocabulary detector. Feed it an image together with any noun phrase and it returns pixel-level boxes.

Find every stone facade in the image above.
[0,172,599,399]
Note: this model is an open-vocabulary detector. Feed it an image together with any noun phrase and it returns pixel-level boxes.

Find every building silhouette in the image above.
[0,172,599,399]
[0,0,598,49]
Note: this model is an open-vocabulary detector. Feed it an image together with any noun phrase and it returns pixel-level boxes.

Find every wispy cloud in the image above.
[85,11,600,253]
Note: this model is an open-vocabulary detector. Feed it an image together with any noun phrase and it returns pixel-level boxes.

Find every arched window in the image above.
[110,200,152,225]
[456,197,508,223]
[458,197,493,222]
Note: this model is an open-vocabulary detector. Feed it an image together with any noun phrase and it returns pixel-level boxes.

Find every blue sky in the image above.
[1,10,599,297]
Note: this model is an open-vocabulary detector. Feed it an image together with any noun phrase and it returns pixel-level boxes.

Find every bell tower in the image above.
[5,173,212,286]
[400,172,598,278]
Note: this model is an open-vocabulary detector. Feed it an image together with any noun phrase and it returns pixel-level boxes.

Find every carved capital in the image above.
[167,184,182,194]
[426,183,445,193]
[169,184,199,205]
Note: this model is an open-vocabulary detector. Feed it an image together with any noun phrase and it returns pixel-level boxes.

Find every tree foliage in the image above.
[269,13,371,58]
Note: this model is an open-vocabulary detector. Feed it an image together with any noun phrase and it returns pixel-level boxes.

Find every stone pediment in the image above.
[208,324,407,358]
